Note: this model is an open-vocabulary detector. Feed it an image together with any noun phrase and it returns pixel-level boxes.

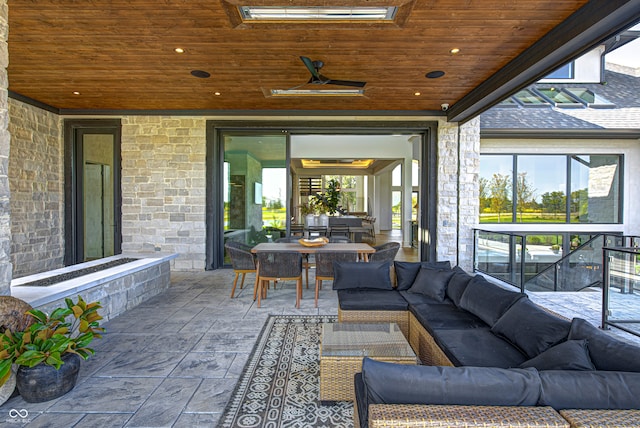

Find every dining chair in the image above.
[329,236,353,243]
[369,241,401,262]
[314,251,358,307]
[362,217,376,244]
[290,224,305,237]
[224,240,257,298]
[255,251,304,308]
[275,237,310,287]
[329,225,350,239]
[308,226,328,237]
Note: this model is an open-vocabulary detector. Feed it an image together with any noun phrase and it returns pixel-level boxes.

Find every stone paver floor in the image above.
[0,268,638,427]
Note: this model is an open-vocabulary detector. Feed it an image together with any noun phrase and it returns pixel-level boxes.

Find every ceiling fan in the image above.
[299,56,367,88]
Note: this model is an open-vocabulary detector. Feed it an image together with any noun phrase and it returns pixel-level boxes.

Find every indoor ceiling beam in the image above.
[448,0,640,124]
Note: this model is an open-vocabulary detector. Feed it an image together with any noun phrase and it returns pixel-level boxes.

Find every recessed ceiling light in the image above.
[450,48,460,54]
[414,92,421,96]
[191,70,211,78]
[214,92,221,96]
[239,6,397,21]
[426,70,445,79]
[73,91,80,95]
[175,48,185,53]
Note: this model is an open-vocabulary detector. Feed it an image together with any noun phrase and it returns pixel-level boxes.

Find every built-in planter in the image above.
[10,254,177,320]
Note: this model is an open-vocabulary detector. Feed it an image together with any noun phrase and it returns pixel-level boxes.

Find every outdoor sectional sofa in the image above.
[332,261,640,428]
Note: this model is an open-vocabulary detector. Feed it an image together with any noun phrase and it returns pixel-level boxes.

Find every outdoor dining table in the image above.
[251,242,375,261]
[250,242,376,307]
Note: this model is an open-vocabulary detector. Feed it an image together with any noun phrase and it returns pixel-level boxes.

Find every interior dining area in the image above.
[222,132,422,261]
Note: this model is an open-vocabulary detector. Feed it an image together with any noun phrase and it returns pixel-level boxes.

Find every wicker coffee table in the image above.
[319,322,417,402]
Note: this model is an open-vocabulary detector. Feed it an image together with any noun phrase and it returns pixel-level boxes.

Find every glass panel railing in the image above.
[474,230,525,289]
[474,230,640,292]
[603,247,640,338]
[524,234,605,292]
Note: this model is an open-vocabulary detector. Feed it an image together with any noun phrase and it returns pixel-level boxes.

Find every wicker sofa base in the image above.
[338,308,410,339]
[364,404,570,428]
[408,312,454,366]
[559,409,640,428]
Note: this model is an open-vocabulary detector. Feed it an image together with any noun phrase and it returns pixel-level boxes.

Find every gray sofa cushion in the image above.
[491,298,571,359]
[432,327,528,368]
[361,357,541,406]
[568,317,640,372]
[409,302,486,334]
[394,261,451,291]
[333,261,393,290]
[519,340,595,371]
[337,289,409,311]
[446,267,475,306]
[459,276,526,326]
[538,370,640,410]
[399,290,452,307]
[407,267,456,302]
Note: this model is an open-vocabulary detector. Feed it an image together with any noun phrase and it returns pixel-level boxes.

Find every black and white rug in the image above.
[218,315,353,428]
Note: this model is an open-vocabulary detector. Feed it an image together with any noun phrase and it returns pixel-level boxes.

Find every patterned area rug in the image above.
[218,315,353,428]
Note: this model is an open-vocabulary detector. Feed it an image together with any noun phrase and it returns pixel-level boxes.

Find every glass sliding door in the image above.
[222,132,287,263]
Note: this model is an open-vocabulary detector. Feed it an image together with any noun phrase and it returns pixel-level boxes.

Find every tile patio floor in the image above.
[1,268,638,427]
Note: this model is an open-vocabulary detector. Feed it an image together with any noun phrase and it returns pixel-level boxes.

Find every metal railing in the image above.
[473,229,639,292]
[602,246,640,338]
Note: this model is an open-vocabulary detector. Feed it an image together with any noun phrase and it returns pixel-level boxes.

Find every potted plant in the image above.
[0,295,104,403]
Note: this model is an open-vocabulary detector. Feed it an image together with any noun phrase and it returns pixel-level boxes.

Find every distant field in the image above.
[480,213,567,223]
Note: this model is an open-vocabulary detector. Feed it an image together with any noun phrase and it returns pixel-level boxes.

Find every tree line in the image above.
[479,172,588,222]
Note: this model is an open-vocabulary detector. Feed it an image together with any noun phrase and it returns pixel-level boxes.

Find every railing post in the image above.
[602,248,610,330]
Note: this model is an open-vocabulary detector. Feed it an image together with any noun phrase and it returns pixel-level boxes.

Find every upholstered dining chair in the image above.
[314,251,358,307]
[255,251,304,308]
[369,242,401,263]
[224,240,257,298]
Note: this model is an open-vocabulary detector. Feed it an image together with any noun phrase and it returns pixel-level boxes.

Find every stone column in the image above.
[0,0,11,295]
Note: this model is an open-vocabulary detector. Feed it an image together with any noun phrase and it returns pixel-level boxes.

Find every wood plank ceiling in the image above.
[4,0,622,116]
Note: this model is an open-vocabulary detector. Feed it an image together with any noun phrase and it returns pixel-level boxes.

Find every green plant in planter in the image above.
[0,296,104,387]
[309,179,345,215]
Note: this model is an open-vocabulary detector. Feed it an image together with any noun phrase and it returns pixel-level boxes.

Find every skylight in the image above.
[563,88,616,108]
[239,6,397,21]
[534,88,582,108]
[513,89,549,107]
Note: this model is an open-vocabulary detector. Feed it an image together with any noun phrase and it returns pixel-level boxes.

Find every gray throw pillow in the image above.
[459,276,526,326]
[446,267,474,306]
[332,261,393,290]
[491,298,571,359]
[568,317,640,372]
[408,267,456,302]
[519,340,595,371]
[394,261,451,291]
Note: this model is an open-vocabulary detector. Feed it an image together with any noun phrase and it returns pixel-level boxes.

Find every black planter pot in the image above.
[16,353,81,403]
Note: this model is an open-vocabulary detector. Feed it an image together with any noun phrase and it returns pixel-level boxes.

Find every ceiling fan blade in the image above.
[326,79,367,88]
[300,56,320,79]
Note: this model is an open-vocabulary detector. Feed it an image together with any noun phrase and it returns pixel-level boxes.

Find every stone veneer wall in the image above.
[121,117,207,270]
[437,118,480,271]
[8,99,64,278]
[0,1,10,294]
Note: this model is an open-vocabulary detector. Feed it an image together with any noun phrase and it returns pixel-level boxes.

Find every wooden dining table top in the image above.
[251,242,375,254]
